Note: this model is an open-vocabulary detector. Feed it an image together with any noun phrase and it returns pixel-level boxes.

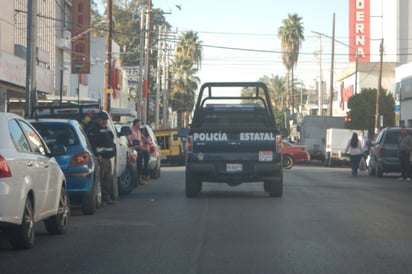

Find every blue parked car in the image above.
[30,119,102,215]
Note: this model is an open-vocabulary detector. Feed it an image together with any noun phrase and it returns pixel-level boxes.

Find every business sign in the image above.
[71,0,91,74]
[123,66,140,85]
[349,0,370,62]
[400,77,412,101]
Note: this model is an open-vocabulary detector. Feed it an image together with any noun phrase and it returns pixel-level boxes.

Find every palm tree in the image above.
[175,31,203,69]
[278,13,304,116]
[170,31,203,127]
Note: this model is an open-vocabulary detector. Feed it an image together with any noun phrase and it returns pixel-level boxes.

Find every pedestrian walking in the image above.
[88,112,116,204]
[397,127,412,181]
[345,132,363,176]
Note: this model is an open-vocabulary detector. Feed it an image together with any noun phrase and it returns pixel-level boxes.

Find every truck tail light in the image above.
[186,136,193,153]
[0,155,12,178]
[149,145,156,154]
[70,152,90,167]
[276,135,283,153]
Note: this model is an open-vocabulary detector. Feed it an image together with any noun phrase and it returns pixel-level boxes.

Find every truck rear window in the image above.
[197,106,270,128]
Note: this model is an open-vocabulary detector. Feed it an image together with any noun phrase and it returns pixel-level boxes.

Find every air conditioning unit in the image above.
[56,30,72,50]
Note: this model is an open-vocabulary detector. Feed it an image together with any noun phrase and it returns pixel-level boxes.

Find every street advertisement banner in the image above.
[349,0,370,62]
[71,0,91,74]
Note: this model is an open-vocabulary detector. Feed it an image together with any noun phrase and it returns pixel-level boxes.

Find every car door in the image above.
[17,120,56,218]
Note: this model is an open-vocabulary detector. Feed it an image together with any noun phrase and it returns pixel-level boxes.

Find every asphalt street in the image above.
[1,163,412,274]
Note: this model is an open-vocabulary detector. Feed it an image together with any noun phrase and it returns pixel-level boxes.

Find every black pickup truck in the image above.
[185,82,283,197]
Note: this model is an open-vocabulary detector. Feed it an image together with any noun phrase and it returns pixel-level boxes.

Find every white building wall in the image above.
[369,0,398,63]
[0,2,15,53]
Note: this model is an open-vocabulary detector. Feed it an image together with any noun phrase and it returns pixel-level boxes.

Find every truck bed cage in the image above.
[192,82,275,126]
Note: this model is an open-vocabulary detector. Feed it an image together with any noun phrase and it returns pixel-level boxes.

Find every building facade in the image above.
[336,0,412,128]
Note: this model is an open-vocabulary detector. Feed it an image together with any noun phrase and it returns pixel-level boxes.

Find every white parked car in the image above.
[0,112,70,249]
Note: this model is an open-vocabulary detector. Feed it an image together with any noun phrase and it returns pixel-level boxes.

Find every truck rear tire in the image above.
[185,171,202,198]
[266,179,283,197]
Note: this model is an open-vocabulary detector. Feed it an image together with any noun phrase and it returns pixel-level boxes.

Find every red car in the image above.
[282,141,311,169]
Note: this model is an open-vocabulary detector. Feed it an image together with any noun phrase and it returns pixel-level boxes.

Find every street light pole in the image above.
[311,30,359,112]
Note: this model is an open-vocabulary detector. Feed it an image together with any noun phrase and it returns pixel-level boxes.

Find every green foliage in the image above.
[170,31,203,127]
[347,88,395,134]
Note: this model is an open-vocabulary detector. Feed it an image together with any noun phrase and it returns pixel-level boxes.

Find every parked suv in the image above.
[30,119,102,215]
[368,127,412,177]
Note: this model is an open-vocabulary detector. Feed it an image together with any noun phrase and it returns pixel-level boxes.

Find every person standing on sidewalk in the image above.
[345,132,363,176]
[397,127,412,181]
[127,119,143,184]
[88,112,116,204]
[139,127,153,184]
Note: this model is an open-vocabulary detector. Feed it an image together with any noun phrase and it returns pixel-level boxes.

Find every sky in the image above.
[151,0,351,89]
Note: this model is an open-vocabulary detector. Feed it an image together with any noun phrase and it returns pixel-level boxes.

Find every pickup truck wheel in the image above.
[119,163,135,195]
[368,162,375,176]
[376,165,383,177]
[185,171,201,198]
[266,179,283,197]
[44,187,70,235]
[282,155,294,169]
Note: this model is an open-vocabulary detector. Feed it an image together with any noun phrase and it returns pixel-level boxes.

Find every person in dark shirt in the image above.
[88,111,116,204]
[398,127,412,181]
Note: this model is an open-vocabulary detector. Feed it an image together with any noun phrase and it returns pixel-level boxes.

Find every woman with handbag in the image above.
[345,132,363,176]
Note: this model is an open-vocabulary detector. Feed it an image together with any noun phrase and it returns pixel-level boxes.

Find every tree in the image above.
[346,88,395,135]
[277,14,305,116]
[170,31,203,127]
[240,75,307,129]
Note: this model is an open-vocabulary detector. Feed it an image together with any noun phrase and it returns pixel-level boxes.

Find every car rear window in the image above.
[385,132,400,145]
[33,124,79,147]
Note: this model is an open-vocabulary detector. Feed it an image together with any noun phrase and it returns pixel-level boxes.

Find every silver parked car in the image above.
[0,112,70,249]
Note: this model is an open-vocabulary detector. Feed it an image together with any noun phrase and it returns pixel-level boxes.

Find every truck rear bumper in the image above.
[186,162,282,182]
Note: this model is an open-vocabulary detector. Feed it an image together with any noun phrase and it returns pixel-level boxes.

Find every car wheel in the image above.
[7,197,35,249]
[82,178,99,215]
[150,161,161,179]
[119,163,135,195]
[185,170,202,198]
[112,170,119,201]
[282,155,294,169]
[44,186,70,235]
[376,165,383,177]
[95,178,102,208]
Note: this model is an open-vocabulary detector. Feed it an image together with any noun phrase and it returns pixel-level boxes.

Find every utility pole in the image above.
[25,0,37,118]
[375,38,384,133]
[143,0,152,124]
[162,43,169,128]
[316,34,323,116]
[138,8,145,119]
[155,25,162,129]
[104,0,113,111]
[328,13,335,117]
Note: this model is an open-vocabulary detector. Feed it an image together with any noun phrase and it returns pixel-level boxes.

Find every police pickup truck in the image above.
[185,82,283,197]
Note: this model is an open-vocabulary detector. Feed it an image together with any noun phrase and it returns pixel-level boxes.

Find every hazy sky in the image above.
[152,0,350,88]
[96,0,351,88]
